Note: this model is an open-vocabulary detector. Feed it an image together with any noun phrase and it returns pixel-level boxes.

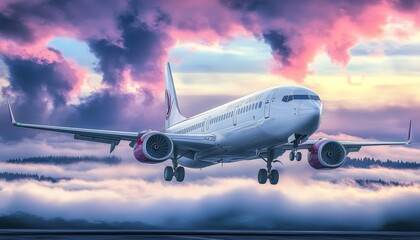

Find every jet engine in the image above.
[308,139,347,169]
[133,131,174,163]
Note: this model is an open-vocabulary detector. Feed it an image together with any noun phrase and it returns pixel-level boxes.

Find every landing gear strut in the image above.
[258,150,280,185]
[164,147,185,182]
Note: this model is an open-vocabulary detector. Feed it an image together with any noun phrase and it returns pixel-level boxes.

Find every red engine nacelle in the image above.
[308,139,347,169]
[133,132,173,164]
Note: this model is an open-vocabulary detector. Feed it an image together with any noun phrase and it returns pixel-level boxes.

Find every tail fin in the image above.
[164,63,186,130]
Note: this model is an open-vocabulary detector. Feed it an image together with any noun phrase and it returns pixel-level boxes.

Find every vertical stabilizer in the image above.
[165,63,186,130]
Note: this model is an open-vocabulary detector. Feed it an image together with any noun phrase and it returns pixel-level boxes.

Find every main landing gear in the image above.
[258,150,280,185]
[164,147,185,182]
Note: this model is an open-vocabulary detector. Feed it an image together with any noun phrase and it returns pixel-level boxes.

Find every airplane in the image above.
[7,63,413,184]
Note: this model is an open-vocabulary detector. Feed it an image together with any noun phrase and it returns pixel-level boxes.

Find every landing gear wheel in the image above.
[258,169,268,184]
[289,151,295,161]
[296,152,302,161]
[164,166,173,181]
[269,169,279,185]
[175,167,185,182]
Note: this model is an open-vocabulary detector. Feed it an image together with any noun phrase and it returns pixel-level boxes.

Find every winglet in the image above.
[407,120,412,144]
[7,100,18,126]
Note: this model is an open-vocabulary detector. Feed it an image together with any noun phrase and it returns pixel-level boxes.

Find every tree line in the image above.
[0,172,70,183]
[343,157,419,169]
[3,156,121,165]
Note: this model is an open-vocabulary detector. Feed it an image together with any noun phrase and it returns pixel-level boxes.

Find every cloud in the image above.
[0,0,418,162]
[0,162,419,230]
[0,12,33,42]
[0,0,170,142]
[319,105,418,143]
[0,50,85,141]
[221,0,420,80]
[88,7,171,87]
[262,30,291,66]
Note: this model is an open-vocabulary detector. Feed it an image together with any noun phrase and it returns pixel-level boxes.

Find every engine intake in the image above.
[133,132,173,163]
[308,139,346,169]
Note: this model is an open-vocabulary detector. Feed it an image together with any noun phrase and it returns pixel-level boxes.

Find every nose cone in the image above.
[298,101,322,133]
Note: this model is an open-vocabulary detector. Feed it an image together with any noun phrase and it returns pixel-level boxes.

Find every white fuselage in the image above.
[166,86,323,168]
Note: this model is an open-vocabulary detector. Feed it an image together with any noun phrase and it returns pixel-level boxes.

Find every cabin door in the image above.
[264,89,277,118]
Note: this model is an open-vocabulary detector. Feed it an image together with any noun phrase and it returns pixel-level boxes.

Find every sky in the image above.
[0,0,419,230]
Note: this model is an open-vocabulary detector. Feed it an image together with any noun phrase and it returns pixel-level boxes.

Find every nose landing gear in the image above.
[289,139,302,161]
[289,150,302,161]
[258,150,280,185]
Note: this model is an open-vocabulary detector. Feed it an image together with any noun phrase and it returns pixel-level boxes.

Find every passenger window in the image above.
[259,102,262,108]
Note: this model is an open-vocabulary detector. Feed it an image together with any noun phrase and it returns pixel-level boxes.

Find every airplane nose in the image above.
[298,101,322,134]
[299,101,322,122]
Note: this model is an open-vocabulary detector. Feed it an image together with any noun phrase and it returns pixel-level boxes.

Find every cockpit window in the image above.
[310,95,320,101]
[293,95,310,100]
[282,94,321,102]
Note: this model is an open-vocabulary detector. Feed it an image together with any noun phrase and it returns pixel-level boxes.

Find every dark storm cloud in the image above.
[88,39,125,86]
[64,91,137,130]
[389,0,420,12]
[0,12,33,42]
[0,52,77,141]
[88,9,170,86]
[0,1,171,142]
[2,52,72,107]
[0,0,126,42]
[221,0,380,19]
[262,30,291,66]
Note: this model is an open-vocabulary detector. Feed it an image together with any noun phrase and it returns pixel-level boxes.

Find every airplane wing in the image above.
[270,121,412,156]
[7,101,216,153]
